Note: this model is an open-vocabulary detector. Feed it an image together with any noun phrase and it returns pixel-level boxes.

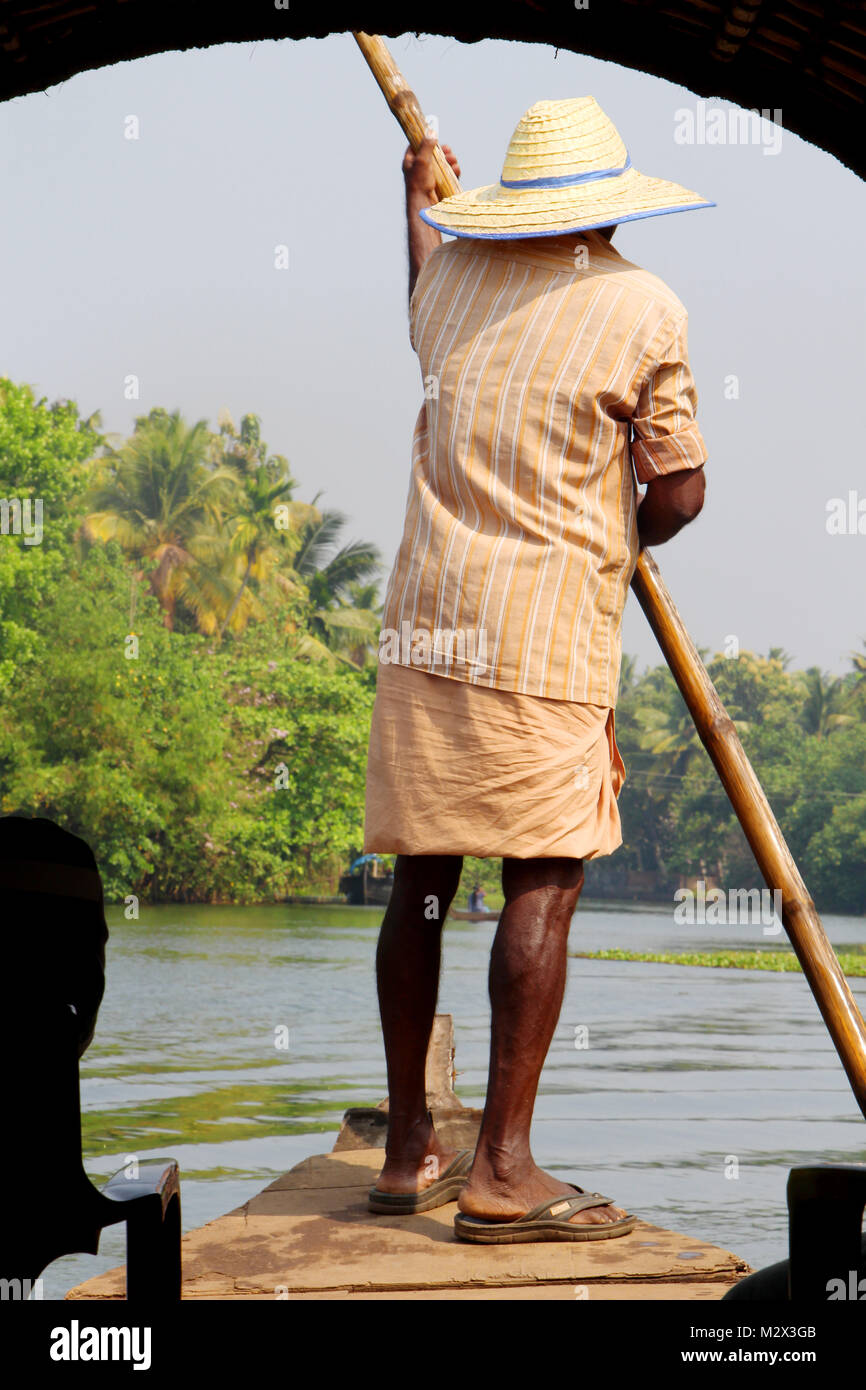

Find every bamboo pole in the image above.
[353,31,866,1121]
[632,553,866,1118]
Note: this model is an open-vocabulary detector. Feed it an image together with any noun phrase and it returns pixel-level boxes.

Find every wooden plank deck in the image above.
[66,1146,750,1300]
[65,1017,753,1300]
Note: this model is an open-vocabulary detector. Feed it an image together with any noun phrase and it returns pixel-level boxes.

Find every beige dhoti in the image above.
[363,661,625,861]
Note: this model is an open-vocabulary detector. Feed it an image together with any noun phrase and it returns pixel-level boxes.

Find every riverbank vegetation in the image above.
[2,379,865,914]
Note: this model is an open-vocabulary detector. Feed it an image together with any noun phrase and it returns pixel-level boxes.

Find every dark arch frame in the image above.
[1,3,864,178]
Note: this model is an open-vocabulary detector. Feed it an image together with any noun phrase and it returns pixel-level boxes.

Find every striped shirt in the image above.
[379,228,707,705]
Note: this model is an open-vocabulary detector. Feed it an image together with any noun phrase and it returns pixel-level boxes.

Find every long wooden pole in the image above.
[632,553,866,1117]
[353,30,866,1120]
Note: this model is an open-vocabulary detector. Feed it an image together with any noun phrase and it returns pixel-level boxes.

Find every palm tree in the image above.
[206,413,318,639]
[618,652,640,698]
[293,501,382,666]
[342,581,384,668]
[766,646,793,670]
[797,667,853,737]
[636,703,705,783]
[84,409,238,630]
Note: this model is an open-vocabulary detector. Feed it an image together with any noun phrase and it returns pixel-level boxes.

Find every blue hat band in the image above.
[500,155,632,190]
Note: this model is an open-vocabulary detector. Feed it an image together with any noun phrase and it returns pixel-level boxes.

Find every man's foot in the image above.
[373,1115,460,1196]
[458,1155,629,1227]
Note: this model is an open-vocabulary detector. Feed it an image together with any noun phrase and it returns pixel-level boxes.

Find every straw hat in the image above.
[420,97,714,240]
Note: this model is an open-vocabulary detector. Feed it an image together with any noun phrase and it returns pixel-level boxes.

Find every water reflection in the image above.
[43,900,866,1299]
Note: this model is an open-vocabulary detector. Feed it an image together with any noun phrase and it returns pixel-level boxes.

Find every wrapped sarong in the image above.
[364,662,625,860]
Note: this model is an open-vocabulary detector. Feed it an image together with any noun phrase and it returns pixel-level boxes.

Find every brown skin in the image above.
[375,138,703,1227]
[404,136,460,302]
[375,855,630,1227]
[637,466,705,545]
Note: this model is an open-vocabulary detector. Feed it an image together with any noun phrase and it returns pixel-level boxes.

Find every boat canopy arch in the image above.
[0,5,863,179]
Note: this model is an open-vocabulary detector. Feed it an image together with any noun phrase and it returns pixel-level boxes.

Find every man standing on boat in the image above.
[364,99,711,1242]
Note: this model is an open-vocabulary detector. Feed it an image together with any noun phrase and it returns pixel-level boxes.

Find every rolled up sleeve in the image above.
[631,316,708,483]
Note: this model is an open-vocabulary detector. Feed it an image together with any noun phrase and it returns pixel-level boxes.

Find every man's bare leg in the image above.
[458,856,628,1227]
[372,852,463,1194]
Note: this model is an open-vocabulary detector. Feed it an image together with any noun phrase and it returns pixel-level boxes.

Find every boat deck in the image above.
[65,1016,752,1301]
[65,1146,750,1300]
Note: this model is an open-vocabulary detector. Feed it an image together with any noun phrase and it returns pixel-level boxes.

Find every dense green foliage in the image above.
[0,382,376,902]
[601,649,866,915]
[1,379,864,913]
[0,380,101,691]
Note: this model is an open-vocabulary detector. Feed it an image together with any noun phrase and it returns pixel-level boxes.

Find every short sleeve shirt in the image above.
[379,229,707,705]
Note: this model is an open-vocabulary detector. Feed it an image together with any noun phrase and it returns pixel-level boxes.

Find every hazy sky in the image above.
[1,31,863,676]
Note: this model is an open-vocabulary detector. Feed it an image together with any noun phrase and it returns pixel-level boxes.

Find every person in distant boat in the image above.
[365,99,710,1242]
[468,885,485,912]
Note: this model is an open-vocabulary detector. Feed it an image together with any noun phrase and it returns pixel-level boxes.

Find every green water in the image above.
[41,900,866,1299]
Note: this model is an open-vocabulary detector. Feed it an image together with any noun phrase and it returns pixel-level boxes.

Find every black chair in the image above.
[1,815,181,1300]
[4,1003,181,1301]
[722,1163,866,1301]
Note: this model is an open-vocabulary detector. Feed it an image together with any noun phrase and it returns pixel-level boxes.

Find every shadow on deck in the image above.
[66,1017,752,1301]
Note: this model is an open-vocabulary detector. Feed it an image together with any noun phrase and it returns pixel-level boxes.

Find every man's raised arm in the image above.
[403,136,461,306]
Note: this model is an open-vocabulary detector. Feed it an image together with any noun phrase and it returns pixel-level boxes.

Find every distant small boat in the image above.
[449,908,500,921]
[339,853,393,907]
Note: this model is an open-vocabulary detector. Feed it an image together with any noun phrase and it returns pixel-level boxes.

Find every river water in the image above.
[44,900,866,1299]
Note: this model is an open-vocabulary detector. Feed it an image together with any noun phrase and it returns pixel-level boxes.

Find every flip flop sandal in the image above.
[453,1184,638,1243]
[368,1149,475,1214]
